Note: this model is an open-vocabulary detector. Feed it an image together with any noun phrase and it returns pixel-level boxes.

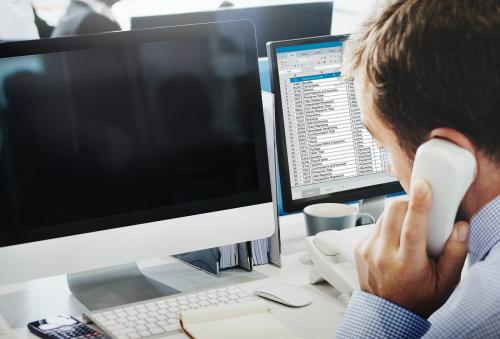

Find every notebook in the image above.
[179,301,300,339]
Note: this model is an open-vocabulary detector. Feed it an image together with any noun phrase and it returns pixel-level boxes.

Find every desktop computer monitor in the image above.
[0,21,274,299]
[131,1,334,58]
[267,35,403,214]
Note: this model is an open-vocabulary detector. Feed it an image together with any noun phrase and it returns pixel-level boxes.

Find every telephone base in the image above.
[305,224,376,297]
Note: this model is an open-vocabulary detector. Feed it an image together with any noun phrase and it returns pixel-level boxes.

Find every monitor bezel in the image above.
[267,35,403,214]
[0,20,272,247]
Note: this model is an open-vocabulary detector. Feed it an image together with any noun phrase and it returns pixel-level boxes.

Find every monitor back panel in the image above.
[131,2,334,58]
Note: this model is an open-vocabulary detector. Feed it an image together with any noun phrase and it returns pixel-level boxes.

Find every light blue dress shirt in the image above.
[337,195,500,338]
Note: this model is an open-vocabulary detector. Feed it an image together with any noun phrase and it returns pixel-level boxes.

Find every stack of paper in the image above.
[251,238,269,265]
[218,244,238,269]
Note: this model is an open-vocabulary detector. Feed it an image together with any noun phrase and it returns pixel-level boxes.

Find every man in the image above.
[337,0,500,337]
[51,0,121,37]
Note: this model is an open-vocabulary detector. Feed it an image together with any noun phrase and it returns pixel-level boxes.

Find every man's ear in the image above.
[428,128,476,156]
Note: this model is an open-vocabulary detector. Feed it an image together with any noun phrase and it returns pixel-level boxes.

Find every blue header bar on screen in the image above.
[290,72,341,83]
[276,41,343,54]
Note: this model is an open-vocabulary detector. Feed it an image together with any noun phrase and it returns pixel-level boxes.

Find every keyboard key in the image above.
[128,333,140,339]
[104,313,117,320]
[160,324,178,332]
[100,320,115,327]
[138,330,151,337]
[106,324,125,331]
[149,328,164,335]
[156,315,167,321]
[113,328,135,336]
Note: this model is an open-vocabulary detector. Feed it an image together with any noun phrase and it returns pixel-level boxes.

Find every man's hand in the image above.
[354,180,469,318]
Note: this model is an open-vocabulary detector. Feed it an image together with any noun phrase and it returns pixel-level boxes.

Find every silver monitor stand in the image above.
[67,263,179,310]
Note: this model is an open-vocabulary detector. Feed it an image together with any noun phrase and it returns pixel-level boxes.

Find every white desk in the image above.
[0,213,347,339]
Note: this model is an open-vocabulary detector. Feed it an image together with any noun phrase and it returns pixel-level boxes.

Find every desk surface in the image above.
[0,213,347,339]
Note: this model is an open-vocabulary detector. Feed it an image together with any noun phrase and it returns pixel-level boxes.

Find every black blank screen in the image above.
[0,26,267,246]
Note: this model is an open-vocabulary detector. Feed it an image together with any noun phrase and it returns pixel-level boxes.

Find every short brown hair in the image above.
[343,0,500,161]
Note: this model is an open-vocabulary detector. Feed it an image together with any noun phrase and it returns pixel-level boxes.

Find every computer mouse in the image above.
[253,283,312,307]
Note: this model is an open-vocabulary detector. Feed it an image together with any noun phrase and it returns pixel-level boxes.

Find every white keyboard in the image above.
[84,285,253,339]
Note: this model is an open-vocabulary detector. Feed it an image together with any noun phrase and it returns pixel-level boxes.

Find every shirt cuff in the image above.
[337,291,431,339]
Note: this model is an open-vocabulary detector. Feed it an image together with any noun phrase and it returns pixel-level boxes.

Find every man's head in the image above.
[343,0,500,210]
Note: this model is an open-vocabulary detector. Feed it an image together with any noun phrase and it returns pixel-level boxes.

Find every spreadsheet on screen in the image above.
[276,40,396,200]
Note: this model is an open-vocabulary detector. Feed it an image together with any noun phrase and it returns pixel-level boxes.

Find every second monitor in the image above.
[268,35,402,214]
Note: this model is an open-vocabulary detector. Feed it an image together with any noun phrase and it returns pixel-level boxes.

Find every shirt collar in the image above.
[76,0,115,21]
[468,195,500,265]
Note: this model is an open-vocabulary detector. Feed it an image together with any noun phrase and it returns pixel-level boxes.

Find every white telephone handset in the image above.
[306,138,476,299]
[411,138,476,257]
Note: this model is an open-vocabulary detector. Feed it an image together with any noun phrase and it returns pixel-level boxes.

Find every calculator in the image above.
[28,315,107,339]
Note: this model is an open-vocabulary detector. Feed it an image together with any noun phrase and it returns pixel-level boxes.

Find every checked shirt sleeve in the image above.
[337,291,431,339]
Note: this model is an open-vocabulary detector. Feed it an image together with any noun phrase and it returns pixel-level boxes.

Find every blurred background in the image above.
[31,0,376,34]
